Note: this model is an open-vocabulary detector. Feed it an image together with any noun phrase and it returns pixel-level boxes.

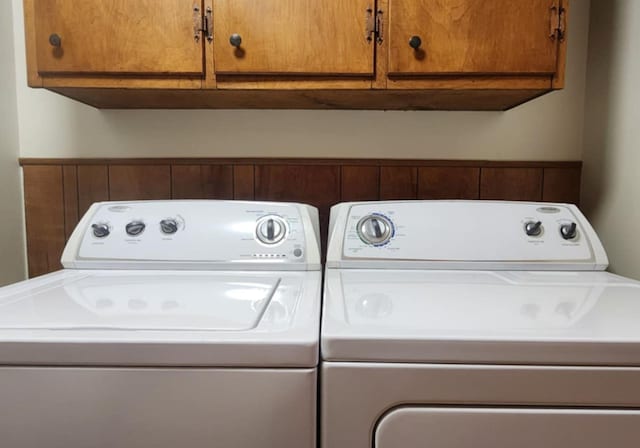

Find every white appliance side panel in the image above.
[376,407,640,448]
[1,367,316,448]
[321,363,640,448]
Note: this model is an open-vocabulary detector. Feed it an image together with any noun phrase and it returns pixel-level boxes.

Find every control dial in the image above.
[92,223,110,239]
[256,216,287,245]
[560,222,578,240]
[524,220,543,237]
[126,221,146,237]
[357,214,394,246]
[160,219,179,235]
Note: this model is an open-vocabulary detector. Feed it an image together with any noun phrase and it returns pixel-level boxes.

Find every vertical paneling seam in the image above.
[106,163,112,200]
[540,167,546,202]
[252,164,257,200]
[51,165,65,273]
[338,164,343,203]
[74,165,80,224]
[169,164,174,199]
[231,164,236,199]
[60,165,68,243]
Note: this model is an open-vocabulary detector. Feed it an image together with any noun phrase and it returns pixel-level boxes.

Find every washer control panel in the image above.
[330,201,608,270]
[62,201,320,270]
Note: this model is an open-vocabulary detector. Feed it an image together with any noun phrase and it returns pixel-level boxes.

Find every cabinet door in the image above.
[213,0,375,76]
[388,0,560,75]
[34,0,204,76]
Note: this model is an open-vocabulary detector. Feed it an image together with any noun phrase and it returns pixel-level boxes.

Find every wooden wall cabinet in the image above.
[24,0,569,109]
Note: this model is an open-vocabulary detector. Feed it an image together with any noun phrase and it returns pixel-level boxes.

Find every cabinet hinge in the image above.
[193,5,213,43]
[549,4,566,42]
[366,8,384,44]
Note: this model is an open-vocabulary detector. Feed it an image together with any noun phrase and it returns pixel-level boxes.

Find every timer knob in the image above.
[91,223,110,238]
[524,221,543,237]
[126,221,146,237]
[256,216,287,245]
[357,214,394,246]
[160,219,179,235]
[560,222,578,240]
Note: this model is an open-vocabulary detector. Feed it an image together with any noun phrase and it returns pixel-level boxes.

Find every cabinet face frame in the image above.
[551,0,569,89]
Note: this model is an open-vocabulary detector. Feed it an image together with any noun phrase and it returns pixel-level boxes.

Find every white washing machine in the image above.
[321,200,640,448]
[0,200,321,448]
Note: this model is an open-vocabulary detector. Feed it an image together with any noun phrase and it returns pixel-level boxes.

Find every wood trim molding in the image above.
[20,158,582,168]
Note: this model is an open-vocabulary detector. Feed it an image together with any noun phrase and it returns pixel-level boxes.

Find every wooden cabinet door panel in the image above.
[34,0,204,76]
[213,0,375,75]
[389,0,560,75]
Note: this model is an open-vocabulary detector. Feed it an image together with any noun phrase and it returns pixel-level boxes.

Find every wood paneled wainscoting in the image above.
[20,158,582,278]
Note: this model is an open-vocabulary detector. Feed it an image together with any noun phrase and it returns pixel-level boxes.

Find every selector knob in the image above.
[560,222,578,240]
[92,223,110,238]
[126,221,146,237]
[160,219,179,235]
[256,216,287,245]
[524,221,543,237]
[357,214,394,246]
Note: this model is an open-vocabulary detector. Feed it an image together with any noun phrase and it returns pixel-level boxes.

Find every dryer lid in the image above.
[322,269,640,366]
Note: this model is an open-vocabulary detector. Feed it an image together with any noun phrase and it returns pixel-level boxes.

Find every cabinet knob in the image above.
[229,34,242,48]
[49,33,62,47]
[409,35,422,50]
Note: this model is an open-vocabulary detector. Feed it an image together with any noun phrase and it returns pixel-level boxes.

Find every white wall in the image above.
[582,0,640,279]
[12,0,591,161]
[1,0,27,285]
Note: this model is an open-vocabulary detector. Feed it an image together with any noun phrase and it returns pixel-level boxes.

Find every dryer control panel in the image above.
[62,201,321,271]
[327,201,608,271]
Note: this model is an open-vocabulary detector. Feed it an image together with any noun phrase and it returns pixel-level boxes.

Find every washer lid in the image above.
[0,269,321,367]
[322,269,640,365]
[0,272,279,331]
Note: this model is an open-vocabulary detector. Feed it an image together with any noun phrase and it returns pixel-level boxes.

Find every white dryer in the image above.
[0,200,321,448]
[322,201,640,448]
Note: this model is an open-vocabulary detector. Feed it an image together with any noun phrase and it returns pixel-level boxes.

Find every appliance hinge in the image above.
[366,8,384,44]
[549,3,566,42]
[193,5,213,43]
